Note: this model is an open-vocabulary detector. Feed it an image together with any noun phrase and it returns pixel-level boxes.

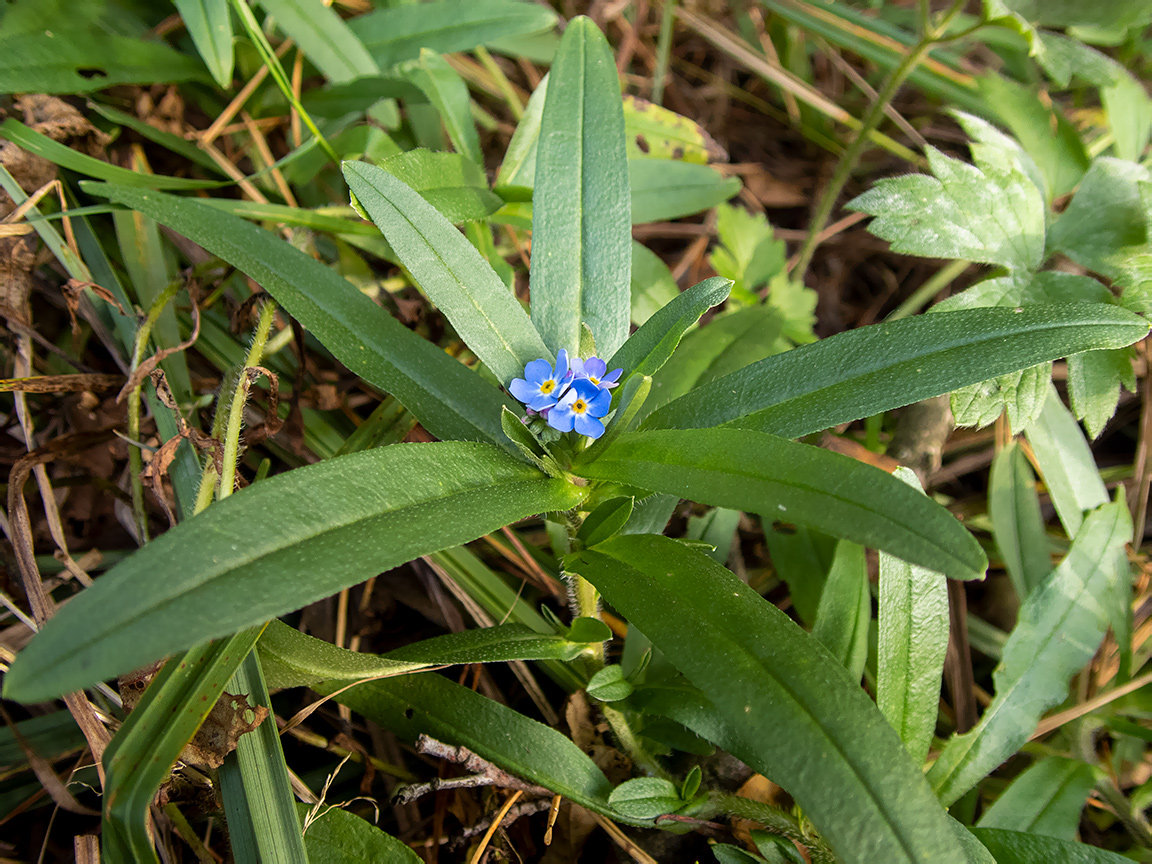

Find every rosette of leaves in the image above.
[4,16,1149,864]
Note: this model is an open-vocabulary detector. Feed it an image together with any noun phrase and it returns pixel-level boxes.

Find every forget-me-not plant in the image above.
[508,350,623,439]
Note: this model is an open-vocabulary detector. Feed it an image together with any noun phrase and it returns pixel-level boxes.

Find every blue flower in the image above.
[509,349,571,410]
[570,356,623,390]
[547,378,612,438]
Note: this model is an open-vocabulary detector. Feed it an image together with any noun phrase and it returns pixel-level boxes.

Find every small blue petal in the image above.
[523,358,553,384]
[574,413,605,438]
[586,386,612,416]
[583,357,607,379]
[555,349,569,379]
[509,378,536,403]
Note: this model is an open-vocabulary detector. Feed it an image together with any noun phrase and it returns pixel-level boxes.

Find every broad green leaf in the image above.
[1068,346,1136,439]
[578,497,636,548]
[218,650,308,864]
[86,183,515,449]
[969,827,1132,863]
[1025,386,1108,537]
[343,161,547,384]
[631,241,681,326]
[607,777,682,819]
[569,535,967,864]
[3,443,585,702]
[376,148,502,223]
[348,0,558,69]
[976,757,1097,840]
[1002,0,1152,32]
[175,0,234,88]
[811,540,869,682]
[630,160,741,224]
[950,363,1050,433]
[609,276,731,382]
[258,619,596,690]
[711,845,763,864]
[878,468,949,768]
[951,819,997,864]
[989,442,1051,602]
[530,16,631,358]
[928,497,1130,805]
[621,492,679,536]
[102,629,265,864]
[0,120,220,190]
[623,94,723,164]
[848,145,1045,272]
[641,305,1151,439]
[299,803,421,863]
[644,304,785,417]
[260,0,379,84]
[318,672,623,818]
[977,73,1089,201]
[501,407,563,476]
[765,525,835,626]
[1048,157,1150,280]
[0,28,205,94]
[576,428,987,581]
[400,49,482,165]
[1034,30,1121,89]
[1103,68,1152,163]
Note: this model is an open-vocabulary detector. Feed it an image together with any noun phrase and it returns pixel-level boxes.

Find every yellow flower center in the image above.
[540,380,555,394]
[573,399,587,413]
[589,376,600,385]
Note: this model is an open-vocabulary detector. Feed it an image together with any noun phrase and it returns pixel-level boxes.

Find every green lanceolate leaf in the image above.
[376,148,503,223]
[928,497,1130,806]
[975,756,1097,841]
[576,428,987,581]
[577,497,635,548]
[4,443,585,702]
[316,672,623,819]
[1067,346,1136,439]
[85,183,516,449]
[401,50,483,165]
[878,468,949,767]
[343,161,548,384]
[348,0,558,69]
[1025,386,1109,538]
[260,0,379,84]
[530,16,631,358]
[969,828,1132,864]
[811,540,870,682]
[259,618,599,690]
[629,159,741,224]
[568,535,967,864]
[299,803,421,863]
[642,305,1151,439]
[174,0,234,88]
[609,276,732,382]
[989,441,1051,602]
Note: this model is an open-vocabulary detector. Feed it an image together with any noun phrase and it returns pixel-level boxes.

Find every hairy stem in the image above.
[218,299,277,502]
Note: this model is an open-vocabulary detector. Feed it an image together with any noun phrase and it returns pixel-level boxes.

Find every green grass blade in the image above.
[529,16,631,358]
[568,535,967,864]
[641,305,1151,438]
[343,161,548,384]
[174,0,234,88]
[260,0,379,83]
[3,443,586,702]
[219,650,309,864]
[85,182,516,449]
[576,428,987,581]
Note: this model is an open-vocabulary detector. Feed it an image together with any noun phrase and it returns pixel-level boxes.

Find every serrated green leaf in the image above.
[1025,386,1109,537]
[709,203,786,303]
[630,160,741,224]
[175,0,234,88]
[989,442,1051,602]
[1034,30,1121,89]
[812,541,870,682]
[1068,346,1136,438]
[1048,157,1150,279]
[976,757,1097,840]
[530,17,631,358]
[260,0,379,83]
[848,144,1044,271]
[343,161,547,384]
[877,468,949,768]
[348,0,558,70]
[950,363,1050,433]
[641,305,1150,439]
[576,428,987,581]
[570,535,967,863]
[928,497,1130,805]
[4,443,585,702]
[85,182,516,449]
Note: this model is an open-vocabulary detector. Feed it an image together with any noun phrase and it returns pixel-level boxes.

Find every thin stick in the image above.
[200,39,294,146]
[1031,669,1152,740]
[468,790,522,864]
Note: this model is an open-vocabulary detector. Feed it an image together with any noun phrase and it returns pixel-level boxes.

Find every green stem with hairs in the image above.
[218,298,277,502]
[792,0,968,283]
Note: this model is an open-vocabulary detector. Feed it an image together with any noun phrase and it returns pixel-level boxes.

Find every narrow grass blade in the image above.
[568,535,967,863]
[811,540,870,682]
[530,17,631,358]
[174,0,234,88]
[4,443,586,702]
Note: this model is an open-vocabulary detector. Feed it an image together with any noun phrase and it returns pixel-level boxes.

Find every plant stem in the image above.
[600,703,669,779]
[791,1,968,283]
[218,299,277,502]
[652,0,676,105]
